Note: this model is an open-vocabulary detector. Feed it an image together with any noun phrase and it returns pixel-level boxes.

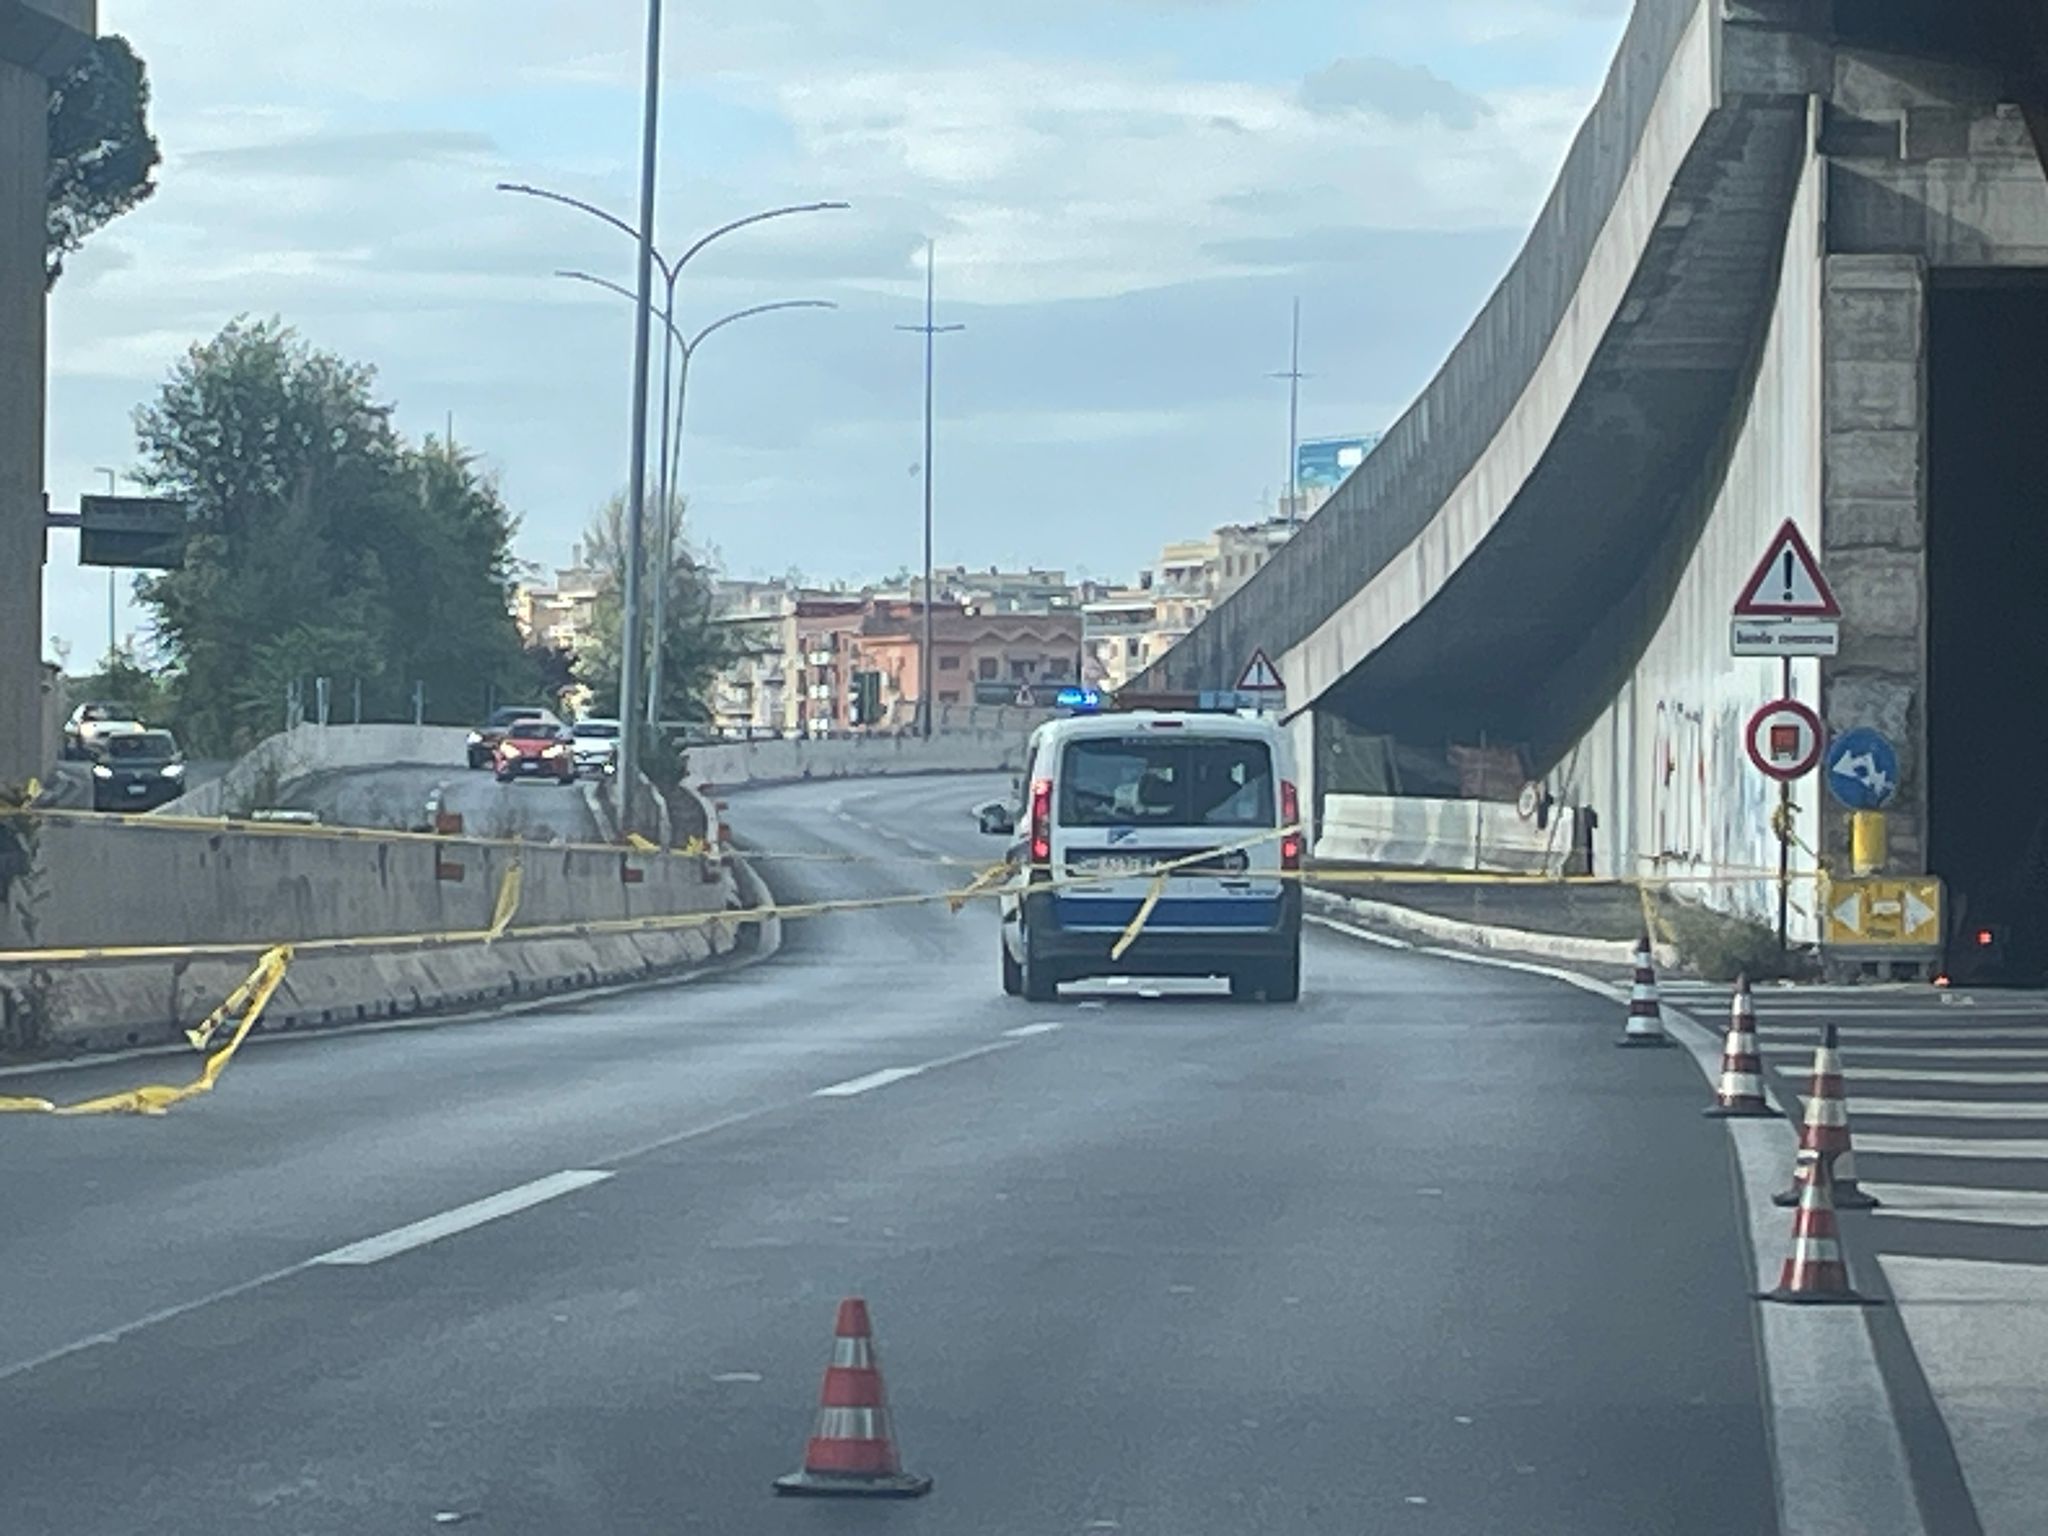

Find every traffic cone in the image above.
[1756,1151,1882,1306]
[1773,1022,1879,1209]
[1703,975,1779,1116]
[774,1297,932,1498]
[1616,935,1672,1048]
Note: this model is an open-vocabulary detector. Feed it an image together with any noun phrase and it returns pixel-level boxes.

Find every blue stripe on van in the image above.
[1053,896,1281,932]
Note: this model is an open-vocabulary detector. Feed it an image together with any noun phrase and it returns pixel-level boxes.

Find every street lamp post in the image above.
[554,269,834,727]
[497,180,848,736]
[896,240,964,739]
[93,467,118,662]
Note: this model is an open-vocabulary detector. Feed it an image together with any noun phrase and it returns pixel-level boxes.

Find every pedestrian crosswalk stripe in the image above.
[1856,1098,2048,1121]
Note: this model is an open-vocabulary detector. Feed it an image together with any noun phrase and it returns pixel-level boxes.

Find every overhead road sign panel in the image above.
[76,494,189,570]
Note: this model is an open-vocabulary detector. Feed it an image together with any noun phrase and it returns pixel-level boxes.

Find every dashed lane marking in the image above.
[813,1067,924,1098]
[312,1170,614,1266]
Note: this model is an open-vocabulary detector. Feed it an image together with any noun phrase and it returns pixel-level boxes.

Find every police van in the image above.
[979,709,1303,1002]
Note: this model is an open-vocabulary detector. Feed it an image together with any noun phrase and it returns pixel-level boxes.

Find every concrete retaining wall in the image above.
[1553,139,1828,930]
[1313,794,1582,877]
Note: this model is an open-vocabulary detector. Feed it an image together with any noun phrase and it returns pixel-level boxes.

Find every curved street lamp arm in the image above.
[687,298,838,353]
[555,268,689,353]
[674,201,852,273]
[499,181,674,279]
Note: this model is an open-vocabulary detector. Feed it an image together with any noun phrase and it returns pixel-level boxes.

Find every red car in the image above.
[494,717,577,786]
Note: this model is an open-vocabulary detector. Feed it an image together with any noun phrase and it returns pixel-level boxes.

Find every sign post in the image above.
[1745,696,1823,950]
[1732,522,1841,950]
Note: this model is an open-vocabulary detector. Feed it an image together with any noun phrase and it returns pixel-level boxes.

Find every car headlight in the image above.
[92,763,113,779]
[542,744,567,759]
[162,763,185,779]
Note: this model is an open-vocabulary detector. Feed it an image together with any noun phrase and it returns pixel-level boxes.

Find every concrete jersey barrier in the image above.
[1313,794,1583,878]
[167,723,472,818]
[682,729,1027,791]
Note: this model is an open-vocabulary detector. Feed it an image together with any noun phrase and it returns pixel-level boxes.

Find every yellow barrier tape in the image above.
[945,861,1011,914]
[0,946,292,1116]
[486,860,524,942]
[1110,874,1168,963]
[625,832,661,853]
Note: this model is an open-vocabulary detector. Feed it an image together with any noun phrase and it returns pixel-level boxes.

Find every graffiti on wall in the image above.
[1651,696,1777,877]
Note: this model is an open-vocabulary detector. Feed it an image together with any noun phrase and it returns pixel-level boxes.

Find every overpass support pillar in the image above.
[0,3,95,793]
[1819,254,1928,875]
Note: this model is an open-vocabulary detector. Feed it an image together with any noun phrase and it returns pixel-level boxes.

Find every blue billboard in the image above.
[1296,434,1382,493]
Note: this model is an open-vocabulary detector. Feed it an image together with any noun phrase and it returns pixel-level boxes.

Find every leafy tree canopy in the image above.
[47,34,161,290]
[573,493,731,727]
[133,319,543,750]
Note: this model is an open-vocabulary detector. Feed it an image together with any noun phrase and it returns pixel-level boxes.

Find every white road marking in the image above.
[1801,1046,2048,1063]
[1859,1134,2048,1160]
[1305,914,1415,951]
[711,1371,764,1384]
[813,1067,924,1098]
[1842,1068,2048,1088]
[312,1171,614,1266]
[1855,1099,2048,1121]
[1865,1184,2048,1227]
[1003,1022,1062,1038]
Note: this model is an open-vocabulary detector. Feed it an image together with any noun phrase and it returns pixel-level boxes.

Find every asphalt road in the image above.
[281,760,604,843]
[0,775,1777,1535]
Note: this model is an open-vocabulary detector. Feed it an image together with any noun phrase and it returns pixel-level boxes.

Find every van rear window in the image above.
[1059,737,1275,828]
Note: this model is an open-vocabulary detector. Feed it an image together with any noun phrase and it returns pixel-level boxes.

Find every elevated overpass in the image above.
[1151,0,2048,957]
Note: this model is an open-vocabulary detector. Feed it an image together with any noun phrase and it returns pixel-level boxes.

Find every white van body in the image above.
[989,711,1304,1002]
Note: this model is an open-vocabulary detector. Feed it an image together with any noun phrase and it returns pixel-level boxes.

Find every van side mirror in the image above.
[975,800,1015,836]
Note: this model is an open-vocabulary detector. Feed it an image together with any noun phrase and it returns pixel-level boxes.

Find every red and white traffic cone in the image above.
[1756,1151,1882,1306]
[1774,1021,1879,1209]
[774,1298,932,1498]
[1703,975,1778,1117]
[1617,935,1671,1048]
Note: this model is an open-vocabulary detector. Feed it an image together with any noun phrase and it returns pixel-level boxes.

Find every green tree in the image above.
[46,35,161,289]
[573,493,730,724]
[67,645,173,727]
[134,319,538,749]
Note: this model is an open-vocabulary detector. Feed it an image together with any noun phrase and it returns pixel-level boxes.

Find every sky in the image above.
[41,0,1632,665]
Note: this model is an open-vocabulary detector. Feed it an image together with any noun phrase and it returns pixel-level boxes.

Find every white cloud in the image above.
[45,0,1617,659]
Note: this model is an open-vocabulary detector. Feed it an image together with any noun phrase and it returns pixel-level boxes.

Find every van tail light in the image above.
[1029,777,1053,866]
[1280,780,1302,870]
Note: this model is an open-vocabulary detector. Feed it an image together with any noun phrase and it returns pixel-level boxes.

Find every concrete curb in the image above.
[1303,886,1677,971]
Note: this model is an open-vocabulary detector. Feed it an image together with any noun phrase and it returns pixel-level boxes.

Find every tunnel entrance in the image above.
[1926,273,2048,981]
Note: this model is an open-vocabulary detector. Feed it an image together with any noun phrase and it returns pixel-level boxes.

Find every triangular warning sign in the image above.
[1733,520,1840,618]
[1237,648,1284,693]
[1015,683,1036,707]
